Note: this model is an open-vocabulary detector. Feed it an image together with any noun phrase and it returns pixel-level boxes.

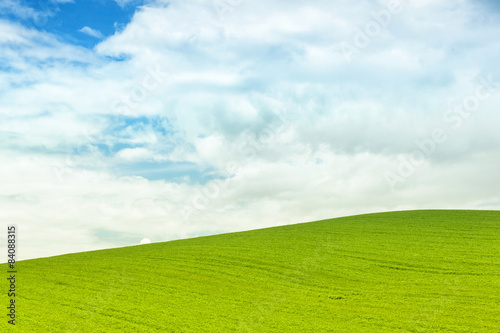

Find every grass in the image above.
[2,210,500,332]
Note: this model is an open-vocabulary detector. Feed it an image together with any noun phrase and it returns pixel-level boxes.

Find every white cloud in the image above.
[0,0,40,20]
[114,0,140,8]
[0,0,62,27]
[79,26,104,39]
[115,147,164,161]
[139,238,151,244]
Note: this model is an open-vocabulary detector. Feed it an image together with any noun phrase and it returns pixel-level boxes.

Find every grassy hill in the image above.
[2,210,500,332]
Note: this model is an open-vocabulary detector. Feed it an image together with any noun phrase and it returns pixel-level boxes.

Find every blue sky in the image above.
[1,0,500,260]
[1,0,139,47]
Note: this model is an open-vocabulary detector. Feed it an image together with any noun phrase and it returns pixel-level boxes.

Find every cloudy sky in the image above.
[1,0,499,260]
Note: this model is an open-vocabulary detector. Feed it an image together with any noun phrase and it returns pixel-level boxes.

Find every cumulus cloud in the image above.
[139,238,152,245]
[1,0,500,260]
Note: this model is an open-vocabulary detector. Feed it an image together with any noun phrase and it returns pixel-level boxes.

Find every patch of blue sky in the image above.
[102,116,175,153]
[108,114,172,136]
[1,0,142,49]
[115,160,221,184]
[482,0,500,10]
[0,63,17,73]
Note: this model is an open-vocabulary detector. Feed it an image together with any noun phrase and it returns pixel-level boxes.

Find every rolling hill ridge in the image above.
[2,210,500,332]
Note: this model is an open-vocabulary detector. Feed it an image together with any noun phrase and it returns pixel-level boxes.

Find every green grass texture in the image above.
[2,210,499,332]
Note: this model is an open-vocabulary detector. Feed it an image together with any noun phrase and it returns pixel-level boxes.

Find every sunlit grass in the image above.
[3,210,500,332]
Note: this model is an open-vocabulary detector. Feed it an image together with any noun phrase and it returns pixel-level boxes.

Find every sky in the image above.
[1,0,500,260]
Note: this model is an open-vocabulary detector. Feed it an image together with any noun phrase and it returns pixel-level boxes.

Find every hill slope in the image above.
[2,210,500,332]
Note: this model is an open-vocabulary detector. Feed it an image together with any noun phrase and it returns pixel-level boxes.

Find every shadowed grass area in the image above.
[2,210,500,332]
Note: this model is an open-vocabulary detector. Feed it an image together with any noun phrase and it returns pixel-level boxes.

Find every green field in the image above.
[2,210,500,332]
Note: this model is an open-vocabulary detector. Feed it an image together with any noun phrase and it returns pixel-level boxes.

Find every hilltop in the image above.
[2,210,499,332]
